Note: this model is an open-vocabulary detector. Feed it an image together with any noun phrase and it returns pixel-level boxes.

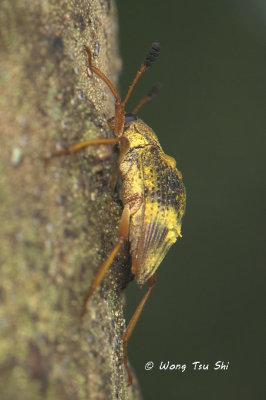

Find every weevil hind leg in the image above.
[80,205,131,317]
[123,274,156,385]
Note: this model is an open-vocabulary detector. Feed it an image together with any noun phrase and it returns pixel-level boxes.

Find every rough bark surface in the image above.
[0,1,140,399]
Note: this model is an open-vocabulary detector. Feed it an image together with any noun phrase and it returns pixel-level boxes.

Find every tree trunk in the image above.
[0,1,140,399]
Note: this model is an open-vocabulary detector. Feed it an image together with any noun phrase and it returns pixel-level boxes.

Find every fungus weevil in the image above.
[48,42,186,384]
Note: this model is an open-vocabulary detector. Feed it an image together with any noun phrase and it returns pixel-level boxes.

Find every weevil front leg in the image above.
[80,204,131,317]
[123,274,156,385]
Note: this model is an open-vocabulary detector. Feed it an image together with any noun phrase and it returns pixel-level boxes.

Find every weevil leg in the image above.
[84,46,125,136]
[80,204,131,317]
[44,137,122,161]
[44,131,129,162]
[123,274,156,385]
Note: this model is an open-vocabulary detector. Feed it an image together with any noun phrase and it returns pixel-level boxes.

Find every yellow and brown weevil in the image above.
[47,42,186,384]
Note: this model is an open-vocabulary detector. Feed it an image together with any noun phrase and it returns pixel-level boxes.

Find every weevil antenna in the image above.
[122,42,160,107]
[131,82,162,114]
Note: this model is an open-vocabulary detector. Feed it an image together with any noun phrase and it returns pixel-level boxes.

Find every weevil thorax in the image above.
[119,115,186,286]
[122,114,161,148]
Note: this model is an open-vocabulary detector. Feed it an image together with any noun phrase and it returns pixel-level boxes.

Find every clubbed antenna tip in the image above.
[144,42,160,68]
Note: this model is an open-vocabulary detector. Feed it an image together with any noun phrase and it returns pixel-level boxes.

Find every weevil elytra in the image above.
[48,42,186,384]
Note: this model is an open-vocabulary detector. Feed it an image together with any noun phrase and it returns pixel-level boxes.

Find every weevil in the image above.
[48,42,186,384]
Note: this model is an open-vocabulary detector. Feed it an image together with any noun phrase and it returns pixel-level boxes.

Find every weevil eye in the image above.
[124,113,137,124]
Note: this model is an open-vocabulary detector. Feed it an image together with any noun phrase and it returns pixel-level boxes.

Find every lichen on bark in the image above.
[0,1,140,399]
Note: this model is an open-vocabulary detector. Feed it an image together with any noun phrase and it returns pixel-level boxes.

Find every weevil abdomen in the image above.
[120,118,186,285]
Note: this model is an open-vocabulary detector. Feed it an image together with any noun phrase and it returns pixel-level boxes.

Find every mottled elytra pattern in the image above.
[120,118,186,284]
[143,145,184,210]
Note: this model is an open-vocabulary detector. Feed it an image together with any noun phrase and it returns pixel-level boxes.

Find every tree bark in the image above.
[0,1,140,399]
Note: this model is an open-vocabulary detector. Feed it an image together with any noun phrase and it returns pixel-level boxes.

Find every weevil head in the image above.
[123,116,163,149]
[124,113,138,125]
[108,114,163,149]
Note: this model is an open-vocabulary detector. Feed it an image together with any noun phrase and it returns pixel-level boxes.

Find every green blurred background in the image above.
[117,1,265,399]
